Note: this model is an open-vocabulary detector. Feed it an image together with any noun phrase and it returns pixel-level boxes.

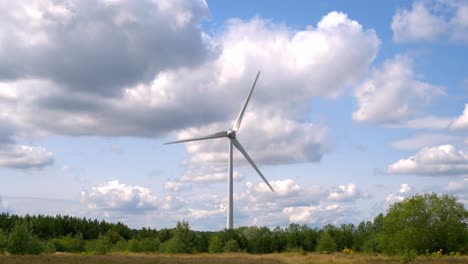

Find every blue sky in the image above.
[0,0,467,230]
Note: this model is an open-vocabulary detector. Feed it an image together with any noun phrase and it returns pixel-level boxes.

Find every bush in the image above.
[223,239,240,252]
[208,234,223,253]
[160,221,194,253]
[126,238,160,252]
[7,223,43,254]
[316,232,337,253]
[84,235,112,254]
[0,230,8,253]
[112,240,127,252]
[44,241,57,253]
[400,249,417,264]
[139,238,160,252]
[51,233,85,252]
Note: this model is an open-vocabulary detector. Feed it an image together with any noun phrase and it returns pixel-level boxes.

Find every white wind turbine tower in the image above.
[165,71,275,229]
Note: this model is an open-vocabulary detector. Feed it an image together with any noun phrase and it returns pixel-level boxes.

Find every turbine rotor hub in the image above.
[227,130,236,139]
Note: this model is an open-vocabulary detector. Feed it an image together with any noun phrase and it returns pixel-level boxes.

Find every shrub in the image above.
[127,238,160,252]
[7,223,43,254]
[112,240,127,252]
[51,233,85,252]
[0,230,8,253]
[316,232,337,253]
[44,241,57,253]
[400,249,417,264]
[84,235,112,254]
[160,221,194,253]
[139,238,160,252]
[223,239,240,252]
[208,234,223,253]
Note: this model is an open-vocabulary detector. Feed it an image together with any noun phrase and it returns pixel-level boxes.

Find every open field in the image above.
[0,253,467,264]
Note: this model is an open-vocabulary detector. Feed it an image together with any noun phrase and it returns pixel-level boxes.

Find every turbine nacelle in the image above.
[227,130,236,139]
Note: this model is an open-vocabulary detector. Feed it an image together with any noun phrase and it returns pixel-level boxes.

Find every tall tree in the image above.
[381,193,467,254]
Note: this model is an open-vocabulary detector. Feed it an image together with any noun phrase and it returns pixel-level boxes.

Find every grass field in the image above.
[0,253,467,264]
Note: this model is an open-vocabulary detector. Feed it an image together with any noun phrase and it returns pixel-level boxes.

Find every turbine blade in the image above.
[232,138,275,192]
[232,70,261,132]
[164,131,227,145]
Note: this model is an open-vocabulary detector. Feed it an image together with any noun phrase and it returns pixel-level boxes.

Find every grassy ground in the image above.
[0,253,466,264]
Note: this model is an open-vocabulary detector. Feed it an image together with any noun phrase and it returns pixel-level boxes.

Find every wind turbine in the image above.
[165,71,275,229]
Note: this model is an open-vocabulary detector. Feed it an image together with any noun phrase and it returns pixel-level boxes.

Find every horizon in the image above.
[0,0,467,231]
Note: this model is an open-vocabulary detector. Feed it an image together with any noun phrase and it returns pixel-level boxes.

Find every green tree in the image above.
[7,223,42,254]
[0,230,8,253]
[316,231,337,253]
[160,221,195,253]
[381,193,467,254]
[223,239,240,252]
[208,234,223,253]
[84,235,112,254]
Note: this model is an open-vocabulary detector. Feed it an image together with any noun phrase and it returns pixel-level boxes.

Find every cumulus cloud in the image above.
[0,0,212,96]
[445,179,467,204]
[0,145,54,169]
[400,183,412,193]
[449,104,468,131]
[81,180,158,212]
[391,0,468,43]
[392,1,446,42]
[387,145,468,176]
[328,183,367,201]
[241,179,322,207]
[391,133,460,150]
[0,195,9,210]
[177,113,330,173]
[386,183,413,204]
[0,9,379,161]
[353,55,445,124]
[180,167,244,183]
[393,116,452,130]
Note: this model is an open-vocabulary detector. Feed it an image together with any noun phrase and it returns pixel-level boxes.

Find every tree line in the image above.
[0,193,466,255]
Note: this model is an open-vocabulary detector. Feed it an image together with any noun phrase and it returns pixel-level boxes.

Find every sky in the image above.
[0,0,467,231]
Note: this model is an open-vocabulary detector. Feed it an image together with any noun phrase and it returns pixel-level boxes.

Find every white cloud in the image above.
[386,183,413,204]
[387,144,468,176]
[81,180,158,212]
[392,1,446,42]
[391,0,468,43]
[328,183,367,201]
[386,193,405,203]
[282,206,322,223]
[253,179,301,196]
[0,0,212,96]
[445,179,466,193]
[3,10,377,140]
[180,168,244,183]
[0,10,379,174]
[178,113,330,170]
[391,133,460,150]
[188,205,224,219]
[449,1,468,42]
[444,178,467,205]
[353,55,445,124]
[0,196,9,209]
[449,104,468,131]
[0,145,53,169]
[393,116,452,130]
[400,183,412,193]
[164,181,183,192]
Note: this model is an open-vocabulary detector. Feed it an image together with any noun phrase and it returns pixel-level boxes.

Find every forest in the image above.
[0,193,466,257]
